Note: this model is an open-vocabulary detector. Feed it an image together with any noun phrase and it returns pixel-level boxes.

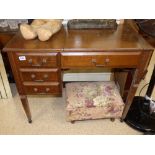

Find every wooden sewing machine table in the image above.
[3,22,154,123]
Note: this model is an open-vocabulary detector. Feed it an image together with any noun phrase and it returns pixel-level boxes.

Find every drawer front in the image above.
[19,68,59,82]
[61,52,141,68]
[15,52,58,68]
[23,82,60,95]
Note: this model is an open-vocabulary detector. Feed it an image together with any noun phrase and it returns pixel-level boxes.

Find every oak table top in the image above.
[3,23,154,52]
[3,28,65,52]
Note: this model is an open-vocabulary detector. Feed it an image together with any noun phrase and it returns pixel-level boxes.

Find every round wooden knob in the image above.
[31,74,36,79]
[45,88,50,92]
[43,74,48,79]
[33,88,38,92]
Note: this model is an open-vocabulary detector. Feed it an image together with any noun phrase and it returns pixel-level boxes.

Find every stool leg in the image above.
[110,118,115,122]
[71,121,75,124]
[120,118,124,122]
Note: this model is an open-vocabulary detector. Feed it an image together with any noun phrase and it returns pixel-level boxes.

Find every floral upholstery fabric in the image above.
[66,81,124,121]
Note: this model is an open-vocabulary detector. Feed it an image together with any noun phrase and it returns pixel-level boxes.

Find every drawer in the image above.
[19,68,59,82]
[23,82,60,95]
[14,52,58,68]
[61,52,141,68]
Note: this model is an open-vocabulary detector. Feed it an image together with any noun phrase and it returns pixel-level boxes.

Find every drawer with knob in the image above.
[19,68,59,82]
[23,82,60,95]
[14,52,58,68]
[61,52,141,68]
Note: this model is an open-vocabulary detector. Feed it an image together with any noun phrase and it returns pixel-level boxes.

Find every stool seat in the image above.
[66,81,124,121]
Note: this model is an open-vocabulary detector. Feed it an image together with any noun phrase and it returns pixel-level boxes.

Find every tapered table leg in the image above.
[20,95,32,123]
[121,69,139,120]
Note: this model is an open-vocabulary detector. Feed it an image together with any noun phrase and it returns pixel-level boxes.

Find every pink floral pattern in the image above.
[66,82,124,121]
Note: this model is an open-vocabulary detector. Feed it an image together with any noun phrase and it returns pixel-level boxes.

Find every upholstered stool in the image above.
[66,81,124,122]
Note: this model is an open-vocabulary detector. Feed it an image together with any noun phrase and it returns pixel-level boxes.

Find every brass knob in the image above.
[31,74,36,79]
[42,58,47,64]
[45,88,50,92]
[28,59,32,64]
[43,74,48,79]
[33,88,38,92]
[92,58,96,63]
[105,58,110,64]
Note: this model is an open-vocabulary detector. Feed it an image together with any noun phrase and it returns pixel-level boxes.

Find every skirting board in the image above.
[63,73,112,82]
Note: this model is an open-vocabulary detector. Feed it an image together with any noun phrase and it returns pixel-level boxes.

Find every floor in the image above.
[0,84,141,135]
